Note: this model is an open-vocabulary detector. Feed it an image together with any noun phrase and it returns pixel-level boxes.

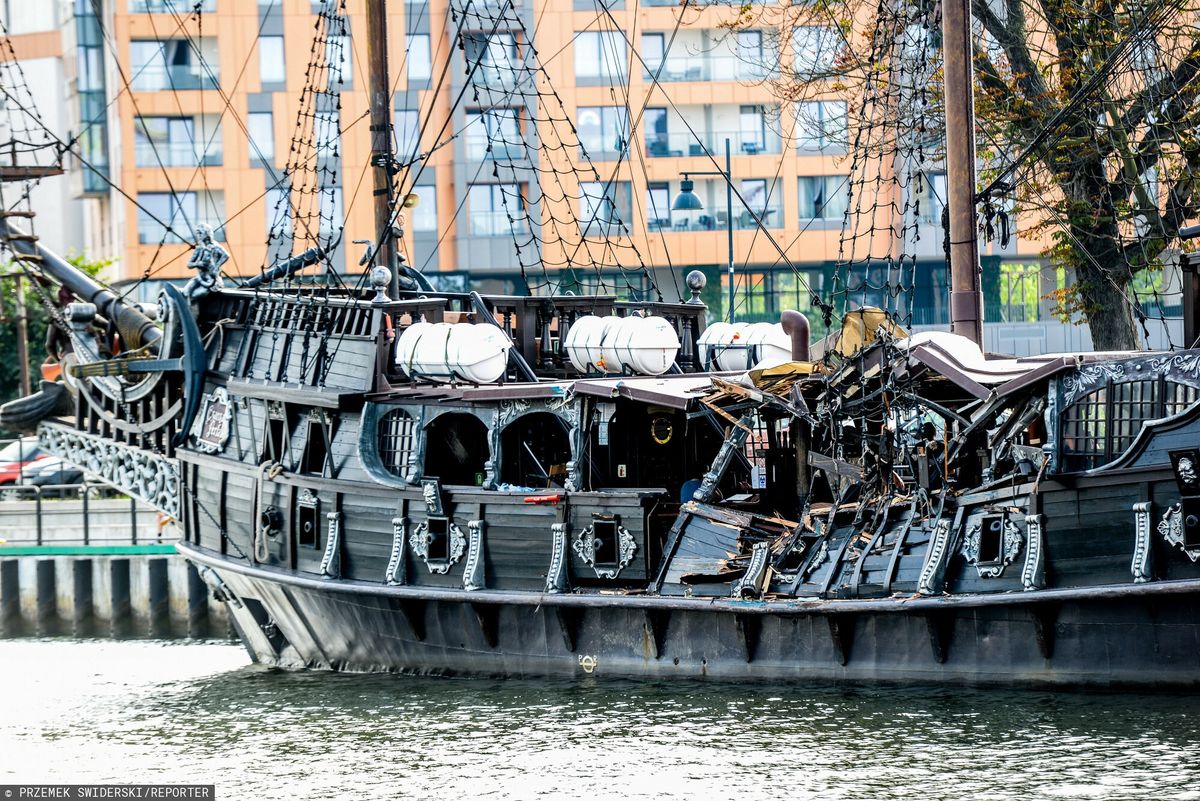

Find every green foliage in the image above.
[0,253,111,439]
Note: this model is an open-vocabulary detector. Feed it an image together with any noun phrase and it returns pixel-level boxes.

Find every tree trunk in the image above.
[1076,270,1140,350]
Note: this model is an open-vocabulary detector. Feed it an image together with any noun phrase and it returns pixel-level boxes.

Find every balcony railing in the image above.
[464,134,526,161]
[471,210,528,237]
[135,141,222,168]
[670,206,783,231]
[645,129,782,158]
[131,64,219,92]
[643,55,776,83]
[131,0,216,11]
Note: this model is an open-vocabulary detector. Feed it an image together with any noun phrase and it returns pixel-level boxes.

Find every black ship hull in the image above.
[184,543,1200,689]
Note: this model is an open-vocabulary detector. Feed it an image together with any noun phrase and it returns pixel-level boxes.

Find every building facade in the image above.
[4,1,1128,350]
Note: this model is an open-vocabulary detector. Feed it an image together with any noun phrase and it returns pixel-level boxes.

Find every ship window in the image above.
[423,413,489,486]
[592,519,619,567]
[1061,387,1108,471]
[301,418,330,475]
[426,517,450,562]
[297,493,320,549]
[499,412,571,488]
[378,409,417,479]
[1061,378,1200,471]
[978,516,1004,564]
[262,405,291,465]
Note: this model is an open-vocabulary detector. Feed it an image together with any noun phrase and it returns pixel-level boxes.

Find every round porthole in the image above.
[650,416,673,445]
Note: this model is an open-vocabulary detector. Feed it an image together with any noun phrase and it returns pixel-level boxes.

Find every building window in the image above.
[579,181,632,235]
[641,33,665,78]
[395,108,420,158]
[798,176,848,221]
[793,26,838,77]
[378,409,419,479]
[409,34,431,81]
[739,105,767,154]
[247,112,274,162]
[464,32,518,87]
[465,108,522,161]
[137,191,224,244]
[260,36,286,85]
[795,100,847,151]
[644,107,671,157]
[318,186,343,247]
[410,184,437,232]
[265,184,293,242]
[134,117,210,167]
[575,31,627,82]
[131,39,218,91]
[919,172,947,224]
[470,184,526,236]
[738,178,780,228]
[735,30,770,79]
[326,33,351,89]
[646,182,671,231]
[577,106,629,159]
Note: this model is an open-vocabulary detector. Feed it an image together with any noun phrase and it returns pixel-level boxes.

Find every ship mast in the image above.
[365,0,399,297]
[941,0,984,345]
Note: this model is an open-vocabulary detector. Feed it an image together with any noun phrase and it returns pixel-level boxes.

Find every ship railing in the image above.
[378,291,709,383]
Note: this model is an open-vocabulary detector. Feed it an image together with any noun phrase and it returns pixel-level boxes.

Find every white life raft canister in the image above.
[564,314,681,376]
[697,321,791,371]
[395,321,512,383]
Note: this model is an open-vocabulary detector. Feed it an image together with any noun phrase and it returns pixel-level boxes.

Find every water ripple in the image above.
[1,640,1199,800]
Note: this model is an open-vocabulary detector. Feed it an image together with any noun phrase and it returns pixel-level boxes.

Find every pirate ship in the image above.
[3,0,1200,688]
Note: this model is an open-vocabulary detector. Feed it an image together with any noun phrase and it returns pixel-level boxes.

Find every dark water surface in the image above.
[1,640,1198,800]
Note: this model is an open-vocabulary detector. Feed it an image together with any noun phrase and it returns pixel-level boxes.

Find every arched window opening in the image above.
[499,412,571,488]
[378,408,417,479]
[1061,379,1200,471]
[423,413,489,486]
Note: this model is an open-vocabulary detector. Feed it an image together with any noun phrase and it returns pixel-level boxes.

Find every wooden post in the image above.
[942,0,984,345]
[365,0,398,297]
[1182,253,1199,348]
[14,274,31,396]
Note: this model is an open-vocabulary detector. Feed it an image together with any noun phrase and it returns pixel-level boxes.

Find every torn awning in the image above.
[572,374,717,410]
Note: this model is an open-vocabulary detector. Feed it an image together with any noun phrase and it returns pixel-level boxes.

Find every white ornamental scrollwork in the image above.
[961,516,1023,578]
[573,522,637,579]
[1062,362,1127,406]
[37,422,180,518]
[409,518,466,574]
[917,518,954,595]
[1158,503,1200,562]
[1132,501,1154,582]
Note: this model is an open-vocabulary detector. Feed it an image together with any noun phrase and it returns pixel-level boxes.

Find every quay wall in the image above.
[0,497,232,640]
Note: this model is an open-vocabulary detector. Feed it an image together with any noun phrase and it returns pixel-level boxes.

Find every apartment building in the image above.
[11,0,1056,335]
[0,3,91,259]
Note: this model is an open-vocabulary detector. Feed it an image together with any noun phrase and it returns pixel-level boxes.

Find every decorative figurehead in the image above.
[184,223,229,302]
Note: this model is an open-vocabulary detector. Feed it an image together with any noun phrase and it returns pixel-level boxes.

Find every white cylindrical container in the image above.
[564,315,619,373]
[565,314,680,375]
[743,322,792,368]
[394,322,512,384]
[697,321,748,371]
[607,315,681,376]
[697,321,791,371]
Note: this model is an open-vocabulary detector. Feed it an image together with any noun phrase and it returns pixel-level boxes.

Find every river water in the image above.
[1,640,1199,800]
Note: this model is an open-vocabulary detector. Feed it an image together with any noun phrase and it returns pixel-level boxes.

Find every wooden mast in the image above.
[365,0,398,297]
[942,0,984,345]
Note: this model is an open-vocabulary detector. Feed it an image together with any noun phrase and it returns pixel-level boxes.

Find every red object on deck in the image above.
[523,494,562,505]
